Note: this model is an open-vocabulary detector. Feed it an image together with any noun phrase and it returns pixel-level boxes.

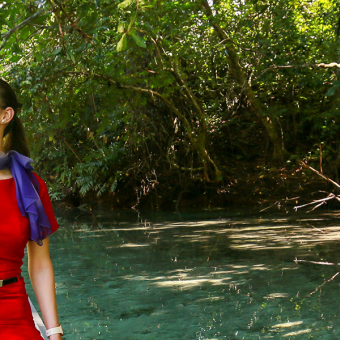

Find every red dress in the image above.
[0,174,59,339]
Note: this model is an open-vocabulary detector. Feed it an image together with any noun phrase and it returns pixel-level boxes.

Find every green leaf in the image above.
[118,0,134,9]
[131,33,146,48]
[117,33,128,52]
[10,55,21,62]
[34,53,42,61]
[127,11,137,31]
[67,50,76,63]
[0,15,7,26]
[325,87,336,97]
[325,81,340,97]
[52,47,63,55]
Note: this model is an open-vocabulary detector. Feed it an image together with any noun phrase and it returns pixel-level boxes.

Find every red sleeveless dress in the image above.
[0,174,59,339]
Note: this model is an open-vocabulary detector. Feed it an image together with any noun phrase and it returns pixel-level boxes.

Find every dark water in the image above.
[23,209,340,339]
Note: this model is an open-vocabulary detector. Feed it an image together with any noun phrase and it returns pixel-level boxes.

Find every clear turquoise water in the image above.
[24,209,340,339]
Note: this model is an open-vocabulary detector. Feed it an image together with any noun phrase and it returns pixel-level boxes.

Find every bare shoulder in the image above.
[0,169,13,179]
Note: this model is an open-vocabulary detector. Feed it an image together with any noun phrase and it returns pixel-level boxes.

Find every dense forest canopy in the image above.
[0,0,339,208]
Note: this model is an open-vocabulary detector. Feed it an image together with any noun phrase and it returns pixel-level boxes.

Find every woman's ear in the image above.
[0,107,15,125]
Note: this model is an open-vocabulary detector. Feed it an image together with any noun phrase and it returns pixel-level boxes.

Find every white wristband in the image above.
[46,325,64,337]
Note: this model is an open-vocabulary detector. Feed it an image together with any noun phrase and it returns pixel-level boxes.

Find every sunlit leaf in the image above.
[127,11,137,31]
[139,0,154,9]
[117,33,128,51]
[118,0,134,9]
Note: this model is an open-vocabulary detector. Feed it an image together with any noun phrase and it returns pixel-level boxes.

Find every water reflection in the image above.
[23,210,340,339]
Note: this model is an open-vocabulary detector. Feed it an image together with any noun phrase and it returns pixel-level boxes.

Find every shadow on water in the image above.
[24,209,340,339]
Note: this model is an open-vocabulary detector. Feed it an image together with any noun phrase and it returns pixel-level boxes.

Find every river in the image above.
[23,208,340,339]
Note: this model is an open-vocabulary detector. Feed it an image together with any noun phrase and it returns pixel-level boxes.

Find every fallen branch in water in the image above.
[293,193,337,211]
[308,272,340,297]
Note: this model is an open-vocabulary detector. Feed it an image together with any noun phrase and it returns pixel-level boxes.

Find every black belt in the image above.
[0,274,21,288]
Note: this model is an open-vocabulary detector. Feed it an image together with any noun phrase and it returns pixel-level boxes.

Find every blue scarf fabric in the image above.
[0,150,52,245]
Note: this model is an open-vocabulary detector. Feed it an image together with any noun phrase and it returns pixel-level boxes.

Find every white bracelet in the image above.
[46,325,64,337]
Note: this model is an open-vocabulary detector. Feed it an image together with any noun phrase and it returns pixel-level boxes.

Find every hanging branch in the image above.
[0,9,45,51]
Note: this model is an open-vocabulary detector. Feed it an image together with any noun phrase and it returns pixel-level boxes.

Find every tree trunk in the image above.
[201,0,285,163]
[68,71,223,182]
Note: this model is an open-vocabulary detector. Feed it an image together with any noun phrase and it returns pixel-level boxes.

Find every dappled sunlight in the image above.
[121,272,233,289]
[78,234,105,238]
[73,226,153,232]
[155,278,228,289]
[48,210,340,340]
[119,243,150,248]
[250,264,275,271]
[265,293,289,299]
[272,321,303,328]
[120,261,300,293]
[269,321,312,338]
[282,329,312,337]
[68,214,340,255]
[296,218,328,221]
[231,243,291,250]
[167,268,196,274]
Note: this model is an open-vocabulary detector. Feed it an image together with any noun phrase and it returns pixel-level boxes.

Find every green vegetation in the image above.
[1,0,339,208]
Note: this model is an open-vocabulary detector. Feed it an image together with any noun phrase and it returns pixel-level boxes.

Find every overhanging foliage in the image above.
[1,0,339,206]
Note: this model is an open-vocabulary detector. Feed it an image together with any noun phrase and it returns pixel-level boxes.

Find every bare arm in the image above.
[27,238,62,340]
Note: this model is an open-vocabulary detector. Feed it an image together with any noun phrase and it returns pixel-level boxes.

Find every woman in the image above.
[0,79,63,339]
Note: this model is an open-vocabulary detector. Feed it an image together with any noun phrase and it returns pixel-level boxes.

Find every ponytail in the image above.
[0,78,30,157]
[3,115,30,157]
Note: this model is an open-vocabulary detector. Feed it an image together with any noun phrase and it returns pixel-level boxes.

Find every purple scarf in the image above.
[0,150,52,245]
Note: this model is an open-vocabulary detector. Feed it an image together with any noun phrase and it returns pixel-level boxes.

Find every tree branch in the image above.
[299,160,340,189]
[59,134,83,163]
[65,71,196,143]
[201,0,285,163]
[152,38,206,120]
[260,63,340,75]
[0,9,45,51]
[293,161,340,212]
[51,0,93,42]
[65,70,223,182]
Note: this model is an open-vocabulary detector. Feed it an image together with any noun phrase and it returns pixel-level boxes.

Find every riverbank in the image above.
[57,161,339,214]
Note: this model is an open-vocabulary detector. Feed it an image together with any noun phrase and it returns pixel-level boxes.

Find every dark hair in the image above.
[0,79,30,157]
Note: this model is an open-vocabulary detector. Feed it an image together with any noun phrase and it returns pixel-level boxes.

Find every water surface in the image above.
[24,209,340,339]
